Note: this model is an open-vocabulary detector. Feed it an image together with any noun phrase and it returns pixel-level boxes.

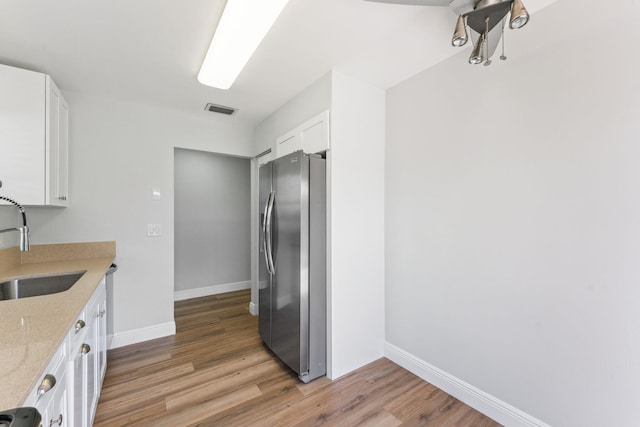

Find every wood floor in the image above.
[94,290,500,426]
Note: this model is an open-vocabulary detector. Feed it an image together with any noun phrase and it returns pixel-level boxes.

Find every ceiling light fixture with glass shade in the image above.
[198,0,290,90]
[450,0,529,66]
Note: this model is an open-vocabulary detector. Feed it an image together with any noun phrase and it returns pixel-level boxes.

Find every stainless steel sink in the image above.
[0,271,86,300]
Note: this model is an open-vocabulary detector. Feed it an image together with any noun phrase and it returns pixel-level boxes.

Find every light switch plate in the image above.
[147,224,161,237]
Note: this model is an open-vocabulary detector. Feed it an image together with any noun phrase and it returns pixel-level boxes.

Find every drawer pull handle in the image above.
[81,343,91,354]
[74,319,86,332]
[37,374,56,397]
[49,414,63,426]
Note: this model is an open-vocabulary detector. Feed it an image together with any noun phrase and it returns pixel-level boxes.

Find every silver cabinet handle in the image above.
[49,414,63,426]
[265,191,276,274]
[81,343,91,354]
[37,374,56,397]
[74,319,85,332]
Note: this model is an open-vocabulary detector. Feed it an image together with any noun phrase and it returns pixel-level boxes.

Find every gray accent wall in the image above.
[174,148,251,292]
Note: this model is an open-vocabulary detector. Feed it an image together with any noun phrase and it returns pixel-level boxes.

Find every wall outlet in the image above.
[147,224,161,237]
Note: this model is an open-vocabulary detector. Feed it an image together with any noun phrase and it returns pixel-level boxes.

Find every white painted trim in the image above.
[384,342,551,427]
[173,281,251,301]
[249,301,258,316]
[110,321,176,349]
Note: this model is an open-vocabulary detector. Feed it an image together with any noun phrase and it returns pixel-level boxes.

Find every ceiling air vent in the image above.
[204,103,237,116]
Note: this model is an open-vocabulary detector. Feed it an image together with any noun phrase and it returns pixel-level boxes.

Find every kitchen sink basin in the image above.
[0,271,86,301]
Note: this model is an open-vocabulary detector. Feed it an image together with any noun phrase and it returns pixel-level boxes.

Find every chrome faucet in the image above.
[0,195,30,251]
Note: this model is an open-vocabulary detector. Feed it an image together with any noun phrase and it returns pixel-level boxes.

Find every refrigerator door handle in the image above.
[265,191,276,274]
[262,191,273,274]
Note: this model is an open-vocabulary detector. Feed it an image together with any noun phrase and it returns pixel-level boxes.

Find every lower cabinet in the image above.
[24,276,108,427]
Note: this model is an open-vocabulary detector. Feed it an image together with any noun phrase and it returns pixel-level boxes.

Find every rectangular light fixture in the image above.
[197,0,290,90]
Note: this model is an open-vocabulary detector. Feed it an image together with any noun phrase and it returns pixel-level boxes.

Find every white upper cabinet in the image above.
[276,110,330,159]
[0,63,69,206]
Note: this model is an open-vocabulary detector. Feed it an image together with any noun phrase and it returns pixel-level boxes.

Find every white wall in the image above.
[174,148,251,296]
[384,0,640,425]
[329,71,385,379]
[5,94,254,347]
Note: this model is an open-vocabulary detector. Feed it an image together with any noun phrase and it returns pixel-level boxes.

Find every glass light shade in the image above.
[451,15,468,47]
[469,36,485,64]
[509,0,529,29]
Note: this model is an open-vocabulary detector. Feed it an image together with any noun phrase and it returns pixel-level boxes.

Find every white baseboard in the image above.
[384,342,550,427]
[249,301,258,316]
[174,281,251,301]
[109,321,176,349]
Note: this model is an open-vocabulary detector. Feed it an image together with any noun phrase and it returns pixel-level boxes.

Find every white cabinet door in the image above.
[72,278,106,427]
[274,110,330,160]
[23,340,67,427]
[46,80,69,206]
[66,278,106,427]
[0,64,46,204]
[57,98,70,205]
[70,345,84,427]
[275,131,299,159]
[29,372,65,427]
[69,304,98,427]
[84,309,99,427]
[45,371,68,427]
[300,110,330,155]
[97,287,108,381]
[0,63,69,207]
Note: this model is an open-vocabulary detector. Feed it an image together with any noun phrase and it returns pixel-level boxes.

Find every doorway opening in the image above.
[173,148,251,300]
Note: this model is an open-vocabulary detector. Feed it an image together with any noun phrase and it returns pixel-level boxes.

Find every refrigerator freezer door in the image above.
[258,162,273,347]
[271,151,308,375]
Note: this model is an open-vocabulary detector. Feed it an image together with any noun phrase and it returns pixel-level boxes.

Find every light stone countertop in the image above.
[0,242,115,411]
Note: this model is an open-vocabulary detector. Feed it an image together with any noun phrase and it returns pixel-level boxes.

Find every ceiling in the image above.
[0,0,557,126]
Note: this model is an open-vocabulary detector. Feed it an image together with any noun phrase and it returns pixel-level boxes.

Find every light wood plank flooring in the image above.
[95,290,500,426]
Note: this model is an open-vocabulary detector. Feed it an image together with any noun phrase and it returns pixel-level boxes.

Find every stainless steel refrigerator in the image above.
[259,150,326,383]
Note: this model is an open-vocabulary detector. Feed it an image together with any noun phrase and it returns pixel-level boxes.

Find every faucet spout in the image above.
[0,196,30,251]
[20,225,30,251]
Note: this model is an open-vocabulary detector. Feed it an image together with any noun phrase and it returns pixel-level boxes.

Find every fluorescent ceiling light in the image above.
[198,0,290,90]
